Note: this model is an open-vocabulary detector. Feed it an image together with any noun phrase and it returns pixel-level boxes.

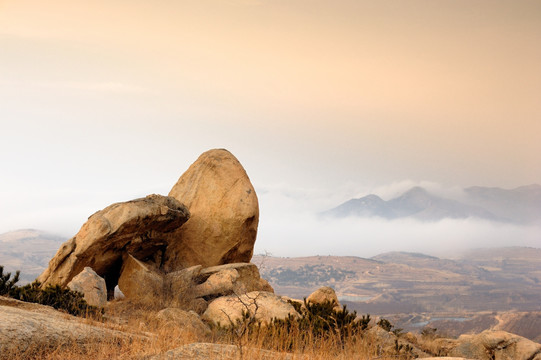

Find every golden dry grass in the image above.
[2,300,424,360]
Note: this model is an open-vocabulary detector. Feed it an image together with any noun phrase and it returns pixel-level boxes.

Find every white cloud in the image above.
[256,212,541,259]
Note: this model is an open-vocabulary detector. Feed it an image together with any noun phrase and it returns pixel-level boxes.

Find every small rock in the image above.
[155,308,210,338]
[306,286,341,310]
[67,267,107,307]
[114,285,125,300]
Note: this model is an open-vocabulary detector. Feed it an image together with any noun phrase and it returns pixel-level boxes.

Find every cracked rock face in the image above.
[37,194,190,294]
[164,149,259,271]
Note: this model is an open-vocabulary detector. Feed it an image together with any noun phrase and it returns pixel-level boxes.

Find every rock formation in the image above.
[67,267,107,307]
[164,149,259,271]
[38,194,189,295]
[36,149,262,307]
[115,260,273,311]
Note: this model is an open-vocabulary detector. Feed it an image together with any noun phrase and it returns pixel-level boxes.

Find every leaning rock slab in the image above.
[117,254,164,303]
[67,267,107,307]
[164,149,259,270]
[38,195,189,289]
[202,291,298,326]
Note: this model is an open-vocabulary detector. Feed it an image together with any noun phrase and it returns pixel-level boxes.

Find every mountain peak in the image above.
[324,183,541,224]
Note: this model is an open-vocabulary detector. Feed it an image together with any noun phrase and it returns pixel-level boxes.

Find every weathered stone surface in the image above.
[306,286,341,310]
[194,263,274,298]
[155,308,210,338]
[202,291,298,326]
[164,149,259,271]
[117,254,163,303]
[148,342,303,360]
[449,330,541,360]
[67,267,107,307]
[38,195,189,290]
[0,296,144,355]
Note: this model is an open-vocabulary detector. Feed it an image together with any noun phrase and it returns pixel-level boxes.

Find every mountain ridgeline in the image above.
[323,184,541,224]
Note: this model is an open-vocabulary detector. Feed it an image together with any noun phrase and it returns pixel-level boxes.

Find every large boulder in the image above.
[67,267,107,307]
[202,291,298,326]
[37,195,189,293]
[164,149,259,271]
[449,330,541,360]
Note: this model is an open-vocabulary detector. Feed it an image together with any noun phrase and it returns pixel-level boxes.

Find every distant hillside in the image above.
[255,247,541,341]
[0,229,66,283]
[324,184,541,224]
[256,248,541,313]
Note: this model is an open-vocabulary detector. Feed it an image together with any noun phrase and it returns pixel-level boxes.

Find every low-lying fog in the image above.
[255,182,541,259]
[1,180,539,260]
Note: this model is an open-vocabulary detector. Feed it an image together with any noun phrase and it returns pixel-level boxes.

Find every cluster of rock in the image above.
[35,149,295,325]
[366,322,541,360]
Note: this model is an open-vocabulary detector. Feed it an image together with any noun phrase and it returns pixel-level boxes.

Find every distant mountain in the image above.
[0,229,66,283]
[324,184,541,224]
[464,184,541,224]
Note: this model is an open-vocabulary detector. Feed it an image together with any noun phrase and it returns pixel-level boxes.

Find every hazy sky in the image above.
[1,1,540,256]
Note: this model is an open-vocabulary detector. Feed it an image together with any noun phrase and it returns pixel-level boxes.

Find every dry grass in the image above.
[3,300,421,360]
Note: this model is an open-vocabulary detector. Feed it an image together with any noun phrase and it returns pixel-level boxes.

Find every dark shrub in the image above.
[1,265,102,317]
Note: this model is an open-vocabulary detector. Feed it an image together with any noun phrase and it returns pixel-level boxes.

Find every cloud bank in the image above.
[254,183,541,259]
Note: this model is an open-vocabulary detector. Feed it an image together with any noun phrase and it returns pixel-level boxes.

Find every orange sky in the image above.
[1,0,540,235]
